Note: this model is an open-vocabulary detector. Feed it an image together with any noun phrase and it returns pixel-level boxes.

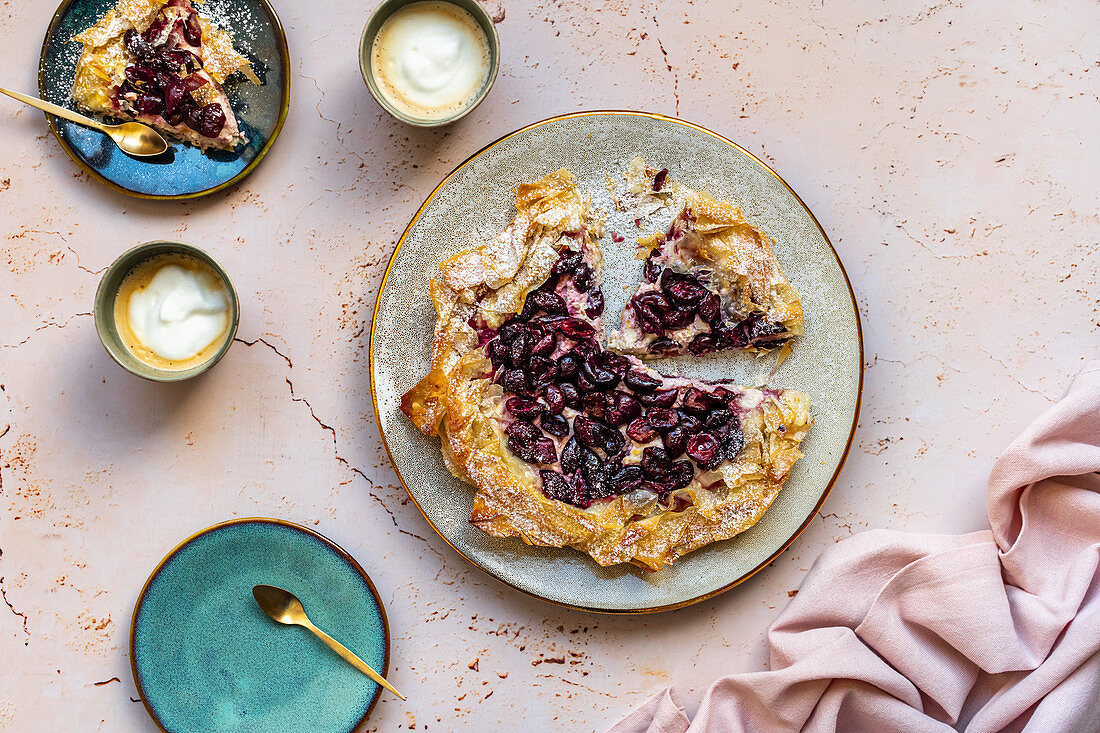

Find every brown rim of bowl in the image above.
[38,0,291,201]
[128,517,391,733]
[368,109,865,615]
[94,240,240,382]
[358,0,500,127]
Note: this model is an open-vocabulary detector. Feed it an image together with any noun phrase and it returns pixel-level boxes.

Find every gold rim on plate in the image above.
[128,517,391,732]
[369,110,864,614]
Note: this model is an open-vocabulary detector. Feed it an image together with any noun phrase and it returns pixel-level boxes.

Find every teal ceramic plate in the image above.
[131,519,389,733]
[39,0,290,199]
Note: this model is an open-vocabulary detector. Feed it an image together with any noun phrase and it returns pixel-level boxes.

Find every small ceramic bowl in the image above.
[94,240,239,382]
[359,0,500,127]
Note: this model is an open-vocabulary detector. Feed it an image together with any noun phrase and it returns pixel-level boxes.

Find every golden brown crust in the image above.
[401,169,812,571]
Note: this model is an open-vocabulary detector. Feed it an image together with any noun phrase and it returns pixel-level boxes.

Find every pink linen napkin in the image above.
[611,362,1100,733]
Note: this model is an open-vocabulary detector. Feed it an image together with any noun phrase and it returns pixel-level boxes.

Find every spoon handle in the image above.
[302,619,407,701]
[0,86,106,131]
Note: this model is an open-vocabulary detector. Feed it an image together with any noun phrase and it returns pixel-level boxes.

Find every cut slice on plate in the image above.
[400,168,812,571]
[71,0,260,151]
[609,158,804,358]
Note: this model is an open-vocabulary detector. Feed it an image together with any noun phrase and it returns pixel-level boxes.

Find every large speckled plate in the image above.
[370,111,862,613]
[39,0,289,199]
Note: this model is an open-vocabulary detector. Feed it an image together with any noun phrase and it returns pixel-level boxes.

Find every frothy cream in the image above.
[115,255,230,369]
[371,1,490,120]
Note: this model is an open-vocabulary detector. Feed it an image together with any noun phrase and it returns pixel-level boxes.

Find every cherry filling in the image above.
[484,248,747,509]
[115,4,227,139]
[628,214,791,355]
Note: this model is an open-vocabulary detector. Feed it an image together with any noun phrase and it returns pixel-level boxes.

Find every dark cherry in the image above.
[506,397,543,420]
[541,413,570,437]
[648,338,679,353]
[668,461,695,490]
[558,317,596,340]
[632,299,664,335]
[528,290,567,315]
[723,428,746,461]
[626,417,658,443]
[705,409,734,431]
[661,425,689,457]
[677,413,703,434]
[608,465,644,494]
[507,332,529,367]
[581,359,620,391]
[687,432,722,468]
[640,447,671,478]
[646,408,680,431]
[581,451,610,499]
[643,258,662,283]
[125,64,156,85]
[185,102,206,132]
[553,252,582,275]
[601,426,626,456]
[624,370,661,393]
[182,10,202,45]
[134,93,165,115]
[163,76,186,116]
[540,470,573,503]
[557,351,582,380]
[681,387,714,414]
[570,472,592,508]
[507,422,557,464]
[142,14,169,44]
[742,314,787,343]
[486,339,507,368]
[575,370,598,394]
[528,356,559,389]
[559,382,582,409]
[198,103,225,138]
[585,290,604,318]
[603,391,641,426]
[573,415,602,449]
[637,291,672,313]
[661,306,695,330]
[500,368,529,395]
[638,388,678,407]
[573,263,594,292]
[664,276,708,305]
[498,320,525,345]
[531,331,557,356]
[561,437,586,474]
[544,384,565,414]
[124,29,155,59]
[688,333,718,356]
[182,72,207,93]
[698,293,722,323]
[652,168,669,191]
[582,391,606,420]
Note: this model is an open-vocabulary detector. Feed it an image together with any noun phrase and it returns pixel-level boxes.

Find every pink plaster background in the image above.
[1,1,1097,730]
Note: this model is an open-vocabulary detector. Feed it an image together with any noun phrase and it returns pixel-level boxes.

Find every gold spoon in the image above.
[0,86,168,157]
[252,584,406,701]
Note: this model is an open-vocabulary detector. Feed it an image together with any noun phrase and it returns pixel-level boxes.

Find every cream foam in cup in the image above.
[95,241,239,381]
[360,0,499,126]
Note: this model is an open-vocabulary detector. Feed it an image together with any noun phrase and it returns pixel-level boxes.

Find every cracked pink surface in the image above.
[1,0,1098,730]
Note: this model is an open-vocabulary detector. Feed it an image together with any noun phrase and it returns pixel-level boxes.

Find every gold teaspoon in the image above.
[0,86,168,157]
[252,584,406,701]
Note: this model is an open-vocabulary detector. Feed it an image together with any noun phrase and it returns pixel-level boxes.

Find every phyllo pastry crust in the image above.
[401,169,812,571]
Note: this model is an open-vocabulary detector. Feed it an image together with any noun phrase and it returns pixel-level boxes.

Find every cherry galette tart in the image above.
[71,0,259,151]
[401,169,811,571]
[609,160,804,357]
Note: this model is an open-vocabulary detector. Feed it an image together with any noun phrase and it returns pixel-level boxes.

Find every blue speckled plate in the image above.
[130,519,389,733]
[39,0,289,199]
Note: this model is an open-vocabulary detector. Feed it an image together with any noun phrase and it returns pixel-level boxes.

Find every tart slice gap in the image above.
[608,158,804,359]
[72,0,260,152]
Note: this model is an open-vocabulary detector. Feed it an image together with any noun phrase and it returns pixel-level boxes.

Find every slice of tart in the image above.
[400,169,812,571]
[608,159,804,358]
[71,0,259,151]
